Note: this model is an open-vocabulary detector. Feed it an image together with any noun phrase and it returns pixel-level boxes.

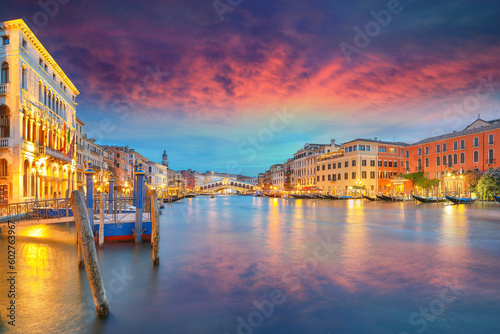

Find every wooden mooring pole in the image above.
[71,190,110,317]
[151,190,160,266]
[99,192,105,247]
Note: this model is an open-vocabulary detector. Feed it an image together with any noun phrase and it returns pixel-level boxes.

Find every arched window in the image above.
[417,159,422,170]
[23,160,30,197]
[436,156,441,166]
[443,155,447,165]
[21,65,27,90]
[44,86,47,105]
[453,154,458,165]
[48,90,52,109]
[474,151,479,163]
[460,153,465,164]
[0,105,10,137]
[448,154,452,167]
[489,149,494,164]
[1,62,8,84]
[425,158,429,168]
[0,159,7,176]
[39,81,43,102]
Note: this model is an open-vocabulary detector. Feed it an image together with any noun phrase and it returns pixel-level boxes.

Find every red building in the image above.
[403,118,500,193]
[179,169,196,191]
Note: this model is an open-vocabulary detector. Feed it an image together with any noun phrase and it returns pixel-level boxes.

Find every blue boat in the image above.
[445,195,477,204]
[493,193,500,203]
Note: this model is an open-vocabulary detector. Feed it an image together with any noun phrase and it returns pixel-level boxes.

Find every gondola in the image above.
[376,194,389,201]
[336,195,352,200]
[163,196,185,203]
[412,194,447,203]
[324,194,337,199]
[362,194,376,201]
[384,195,404,202]
[314,194,325,199]
[493,193,500,203]
[185,194,196,198]
[445,195,477,204]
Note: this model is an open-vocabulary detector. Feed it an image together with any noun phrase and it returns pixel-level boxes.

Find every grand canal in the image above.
[1,196,500,334]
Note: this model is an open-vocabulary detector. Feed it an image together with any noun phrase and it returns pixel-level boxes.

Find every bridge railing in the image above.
[0,198,71,223]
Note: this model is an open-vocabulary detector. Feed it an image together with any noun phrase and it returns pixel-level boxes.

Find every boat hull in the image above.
[445,195,477,204]
[412,195,447,203]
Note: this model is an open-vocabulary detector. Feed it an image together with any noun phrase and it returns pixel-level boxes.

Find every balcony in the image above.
[39,146,71,163]
[0,83,9,96]
[0,137,10,148]
[486,159,496,165]
[22,140,38,154]
[77,143,84,151]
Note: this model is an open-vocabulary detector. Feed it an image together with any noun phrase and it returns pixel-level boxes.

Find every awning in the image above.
[302,186,320,190]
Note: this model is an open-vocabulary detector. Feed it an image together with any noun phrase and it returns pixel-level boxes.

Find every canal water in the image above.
[0,196,500,334]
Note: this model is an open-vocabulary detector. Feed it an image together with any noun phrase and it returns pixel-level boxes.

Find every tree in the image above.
[477,168,500,199]
[464,170,482,193]
[402,172,440,192]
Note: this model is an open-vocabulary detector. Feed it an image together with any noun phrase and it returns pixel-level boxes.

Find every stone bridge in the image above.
[199,178,255,193]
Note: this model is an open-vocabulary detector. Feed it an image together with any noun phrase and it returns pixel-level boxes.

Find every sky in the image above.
[4,0,500,175]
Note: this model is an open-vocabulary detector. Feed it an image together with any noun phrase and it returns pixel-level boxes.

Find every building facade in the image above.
[1,19,79,203]
[404,118,500,193]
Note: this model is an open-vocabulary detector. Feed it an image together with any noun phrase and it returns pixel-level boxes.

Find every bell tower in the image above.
[161,150,169,168]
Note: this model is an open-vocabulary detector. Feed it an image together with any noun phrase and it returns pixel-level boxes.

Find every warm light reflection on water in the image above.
[0,198,499,334]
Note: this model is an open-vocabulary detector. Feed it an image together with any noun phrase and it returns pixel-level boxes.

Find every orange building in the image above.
[403,118,500,193]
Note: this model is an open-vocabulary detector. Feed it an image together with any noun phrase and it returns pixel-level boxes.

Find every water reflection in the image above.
[0,198,499,334]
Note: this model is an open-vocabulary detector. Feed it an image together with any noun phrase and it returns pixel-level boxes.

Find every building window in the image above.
[344,173,348,180]
[436,144,440,153]
[337,162,341,168]
[352,160,356,167]
[453,154,458,165]
[370,160,375,167]
[0,105,10,137]
[453,141,458,151]
[405,160,409,171]
[489,134,494,145]
[338,173,341,180]
[44,64,48,72]
[39,58,43,67]
[437,171,440,178]
[405,150,409,158]
[1,36,9,45]
[322,175,325,181]
[327,164,331,170]
[443,143,447,152]
[322,165,325,170]
[389,148,395,153]
[362,171,367,179]
[488,149,494,164]
[394,161,398,168]
[0,159,8,176]
[443,155,447,165]
[370,171,375,179]
[384,161,387,167]
[332,163,336,169]
[418,148,422,156]
[362,160,366,166]
[21,66,27,91]
[332,174,336,181]
[417,159,422,170]
[436,156,441,166]
[448,154,452,167]
[345,161,348,168]
[379,147,386,153]
[1,62,8,84]
[316,176,320,182]
[460,140,465,149]
[425,146,429,155]
[378,160,382,167]
[316,166,320,171]
[388,161,393,167]
[22,38,27,49]
[352,172,356,179]
[328,175,331,181]
[473,151,479,163]
[425,158,429,168]
[460,153,465,164]
[39,81,43,102]
[366,145,371,151]
[474,137,479,147]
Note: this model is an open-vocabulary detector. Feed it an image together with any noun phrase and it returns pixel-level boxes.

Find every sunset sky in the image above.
[5,0,500,175]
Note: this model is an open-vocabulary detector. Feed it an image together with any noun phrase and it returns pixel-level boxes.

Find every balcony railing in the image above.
[0,83,9,95]
[39,146,71,163]
[0,137,10,148]
[22,140,38,154]
[486,159,496,165]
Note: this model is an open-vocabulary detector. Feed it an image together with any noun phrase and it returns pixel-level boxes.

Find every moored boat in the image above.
[362,194,376,201]
[163,196,185,203]
[493,193,500,203]
[412,195,447,203]
[445,195,477,204]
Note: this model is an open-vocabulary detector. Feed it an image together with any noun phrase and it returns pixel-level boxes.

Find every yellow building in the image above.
[315,139,385,196]
[0,19,79,203]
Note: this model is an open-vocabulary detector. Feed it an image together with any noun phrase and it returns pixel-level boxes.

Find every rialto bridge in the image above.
[199,178,255,193]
